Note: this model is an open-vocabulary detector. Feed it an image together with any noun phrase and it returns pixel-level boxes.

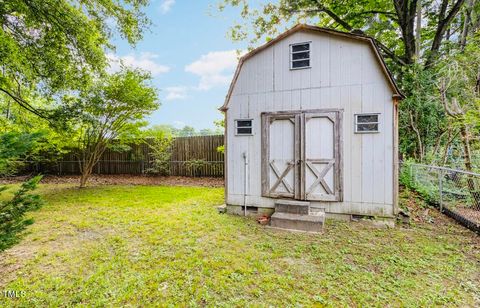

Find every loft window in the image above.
[235,119,253,135]
[355,114,380,133]
[290,42,311,69]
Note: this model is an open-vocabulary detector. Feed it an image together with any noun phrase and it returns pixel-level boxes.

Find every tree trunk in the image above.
[393,0,417,64]
[414,0,422,60]
[432,129,448,161]
[79,160,94,188]
[426,0,466,67]
[460,125,473,172]
[459,0,475,50]
[409,111,424,161]
[460,125,479,207]
[441,129,458,165]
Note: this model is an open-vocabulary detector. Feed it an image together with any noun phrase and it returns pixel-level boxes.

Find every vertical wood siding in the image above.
[226,30,396,217]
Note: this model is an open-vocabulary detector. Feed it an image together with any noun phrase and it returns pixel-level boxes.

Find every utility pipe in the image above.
[242,152,248,216]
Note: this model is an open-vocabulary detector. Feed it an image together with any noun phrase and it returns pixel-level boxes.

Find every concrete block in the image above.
[270,212,325,233]
[275,199,310,215]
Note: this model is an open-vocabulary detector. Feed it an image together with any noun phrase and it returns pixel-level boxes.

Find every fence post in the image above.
[438,169,443,212]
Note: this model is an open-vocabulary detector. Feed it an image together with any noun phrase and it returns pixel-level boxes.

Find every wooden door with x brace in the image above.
[261,109,343,202]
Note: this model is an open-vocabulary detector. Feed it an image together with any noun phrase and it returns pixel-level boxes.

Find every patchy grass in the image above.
[0,184,479,306]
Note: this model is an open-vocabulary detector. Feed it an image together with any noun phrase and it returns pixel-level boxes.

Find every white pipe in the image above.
[242,152,248,216]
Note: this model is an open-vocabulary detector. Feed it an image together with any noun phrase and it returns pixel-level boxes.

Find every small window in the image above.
[235,119,253,135]
[355,114,380,133]
[290,42,310,69]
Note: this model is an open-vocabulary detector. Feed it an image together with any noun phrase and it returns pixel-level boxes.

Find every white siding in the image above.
[226,30,396,217]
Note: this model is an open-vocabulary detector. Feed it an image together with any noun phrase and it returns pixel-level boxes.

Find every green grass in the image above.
[1,184,479,307]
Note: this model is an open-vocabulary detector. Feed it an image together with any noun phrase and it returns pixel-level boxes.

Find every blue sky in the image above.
[109,0,251,130]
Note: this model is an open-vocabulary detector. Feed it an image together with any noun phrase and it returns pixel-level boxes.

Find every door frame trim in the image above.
[261,112,299,198]
[261,108,344,201]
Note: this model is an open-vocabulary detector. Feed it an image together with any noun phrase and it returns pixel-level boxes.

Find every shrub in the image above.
[185,159,207,177]
[0,176,44,251]
[0,132,43,176]
[146,136,173,175]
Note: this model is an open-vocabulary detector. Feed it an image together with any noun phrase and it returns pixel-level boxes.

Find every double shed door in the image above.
[261,110,343,202]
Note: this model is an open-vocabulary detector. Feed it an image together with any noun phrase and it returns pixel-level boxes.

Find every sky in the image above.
[108,0,251,130]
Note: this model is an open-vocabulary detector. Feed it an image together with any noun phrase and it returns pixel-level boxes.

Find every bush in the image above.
[0,132,43,176]
[146,136,173,175]
[400,160,440,205]
[185,159,207,177]
[0,176,44,251]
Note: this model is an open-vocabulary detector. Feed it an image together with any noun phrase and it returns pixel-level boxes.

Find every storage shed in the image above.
[220,24,403,228]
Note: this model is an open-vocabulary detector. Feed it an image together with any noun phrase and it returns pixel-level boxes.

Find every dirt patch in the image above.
[0,174,224,187]
[454,207,480,226]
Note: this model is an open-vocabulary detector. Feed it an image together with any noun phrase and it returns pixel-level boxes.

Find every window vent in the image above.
[235,119,253,135]
[355,114,380,133]
[290,42,311,69]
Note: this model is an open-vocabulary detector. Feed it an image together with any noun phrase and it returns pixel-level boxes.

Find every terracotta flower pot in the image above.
[257,216,270,225]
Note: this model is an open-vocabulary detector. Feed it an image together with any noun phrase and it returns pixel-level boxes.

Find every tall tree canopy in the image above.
[67,68,159,187]
[0,0,150,120]
[220,0,479,69]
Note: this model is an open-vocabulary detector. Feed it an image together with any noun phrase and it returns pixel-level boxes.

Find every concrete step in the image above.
[270,211,325,233]
[275,199,310,215]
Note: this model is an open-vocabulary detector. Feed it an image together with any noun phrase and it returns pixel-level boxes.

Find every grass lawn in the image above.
[0,184,479,306]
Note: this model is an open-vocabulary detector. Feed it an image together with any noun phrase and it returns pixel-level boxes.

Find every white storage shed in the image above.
[220,24,403,222]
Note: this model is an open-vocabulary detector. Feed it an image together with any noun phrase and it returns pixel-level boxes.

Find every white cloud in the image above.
[173,121,186,128]
[165,86,188,101]
[107,52,170,76]
[159,0,176,14]
[185,50,240,90]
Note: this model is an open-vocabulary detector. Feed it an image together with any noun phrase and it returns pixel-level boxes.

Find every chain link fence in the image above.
[401,162,480,233]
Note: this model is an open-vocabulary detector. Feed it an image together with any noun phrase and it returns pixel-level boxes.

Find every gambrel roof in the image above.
[220,24,404,112]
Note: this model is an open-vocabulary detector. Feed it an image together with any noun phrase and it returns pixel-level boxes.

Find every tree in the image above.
[0,175,43,251]
[220,0,475,68]
[0,131,42,176]
[0,130,44,251]
[68,68,158,187]
[437,34,480,173]
[0,0,150,121]
[143,126,173,175]
[177,125,197,137]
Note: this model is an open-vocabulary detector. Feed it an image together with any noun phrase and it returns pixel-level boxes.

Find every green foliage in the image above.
[219,0,468,67]
[214,118,225,153]
[0,175,43,251]
[0,132,43,175]
[185,158,208,177]
[66,68,159,187]
[144,128,173,175]
[399,160,441,205]
[147,124,223,138]
[399,159,417,189]
[216,145,225,154]
[214,118,225,130]
[399,65,447,159]
[0,0,150,120]
[437,34,480,132]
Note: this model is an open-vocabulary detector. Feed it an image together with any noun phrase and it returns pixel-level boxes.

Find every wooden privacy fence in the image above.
[26,135,224,177]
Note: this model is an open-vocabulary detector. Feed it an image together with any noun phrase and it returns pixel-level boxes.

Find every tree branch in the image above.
[374,39,408,66]
[0,87,50,121]
[426,0,466,67]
